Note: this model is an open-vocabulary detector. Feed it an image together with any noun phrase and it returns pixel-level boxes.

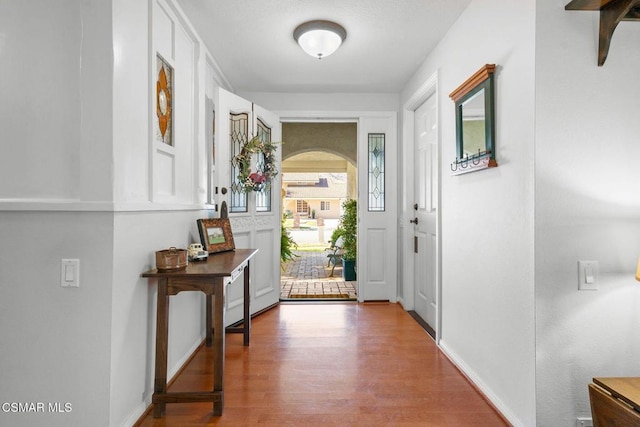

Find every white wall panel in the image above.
[154,2,174,59]
[151,0,198,205]
[0,0,113,205]
[113,0,150,204]
[255,228,276,297]
[429,233,437,307]
[154,148,175,196]
[366,229,386,282]
[173,24,196,203]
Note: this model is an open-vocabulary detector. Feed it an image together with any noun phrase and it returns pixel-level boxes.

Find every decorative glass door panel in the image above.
[230,113,248,213]
[255,118,272,212]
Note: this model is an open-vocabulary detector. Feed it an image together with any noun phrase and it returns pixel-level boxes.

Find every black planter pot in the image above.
[342,258,356,281]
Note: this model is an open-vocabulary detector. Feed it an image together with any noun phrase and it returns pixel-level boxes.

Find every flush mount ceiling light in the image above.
[293,20,347,60]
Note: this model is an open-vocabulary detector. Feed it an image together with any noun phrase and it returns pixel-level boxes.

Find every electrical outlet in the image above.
[576,417,593,427]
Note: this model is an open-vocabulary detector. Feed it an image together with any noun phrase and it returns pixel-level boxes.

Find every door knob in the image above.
[409,217,418,225]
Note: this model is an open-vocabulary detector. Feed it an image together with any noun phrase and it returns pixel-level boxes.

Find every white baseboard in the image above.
[438,339,524,427]
[119,337,204,427]
[120,398,152,427]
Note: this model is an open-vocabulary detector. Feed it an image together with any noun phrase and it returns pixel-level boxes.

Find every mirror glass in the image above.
[461,88,486,158]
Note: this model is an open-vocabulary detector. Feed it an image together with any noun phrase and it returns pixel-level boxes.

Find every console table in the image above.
[589,377,640,426]
[142,248,258,417]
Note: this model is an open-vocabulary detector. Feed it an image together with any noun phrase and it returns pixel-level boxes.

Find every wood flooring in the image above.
[137,302,508,426]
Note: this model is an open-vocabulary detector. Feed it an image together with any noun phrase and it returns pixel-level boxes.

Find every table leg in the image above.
[206,293,212,347]
[213,280,225,416]
[153,278,169,418]
[243,261,251,346]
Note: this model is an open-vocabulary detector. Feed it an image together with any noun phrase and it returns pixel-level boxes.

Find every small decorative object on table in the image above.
[197,218,235,254]
[155,247,187,271]
[187,243,208,261]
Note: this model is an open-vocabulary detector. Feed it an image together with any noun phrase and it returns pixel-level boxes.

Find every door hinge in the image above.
[414,236,418,254]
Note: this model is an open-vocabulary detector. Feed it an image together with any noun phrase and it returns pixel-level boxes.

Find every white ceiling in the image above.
[175,0,471,93]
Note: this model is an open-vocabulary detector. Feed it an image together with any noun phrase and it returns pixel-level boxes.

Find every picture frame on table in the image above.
[197,218,235,254]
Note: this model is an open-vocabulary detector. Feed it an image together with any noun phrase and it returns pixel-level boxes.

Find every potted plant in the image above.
[280,214,298,269]
[338,199,357,281]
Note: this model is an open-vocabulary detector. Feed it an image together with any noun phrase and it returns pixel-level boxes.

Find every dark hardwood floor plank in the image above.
[137,303,508,426]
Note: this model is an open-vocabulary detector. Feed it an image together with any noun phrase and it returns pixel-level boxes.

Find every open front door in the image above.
[357,114,398,301]
[215,88,281,325]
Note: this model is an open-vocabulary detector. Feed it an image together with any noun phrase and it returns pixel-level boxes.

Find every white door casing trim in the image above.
[401,70,442,341]
[278,110,398,302]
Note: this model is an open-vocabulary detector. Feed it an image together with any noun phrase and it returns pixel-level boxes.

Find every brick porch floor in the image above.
[280,250,357,300]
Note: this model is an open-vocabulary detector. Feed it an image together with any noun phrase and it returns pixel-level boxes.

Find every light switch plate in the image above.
[61,259,80,287]
[578,260,598,290]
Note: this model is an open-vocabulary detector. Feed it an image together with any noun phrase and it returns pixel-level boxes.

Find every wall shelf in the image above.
[565,0,640,66]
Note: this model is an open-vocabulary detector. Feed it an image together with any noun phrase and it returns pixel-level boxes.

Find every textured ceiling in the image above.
[175,0,471,93]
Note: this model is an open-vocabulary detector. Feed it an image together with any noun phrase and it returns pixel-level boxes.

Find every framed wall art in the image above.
[197,218,235,254]
[156,54,173,146]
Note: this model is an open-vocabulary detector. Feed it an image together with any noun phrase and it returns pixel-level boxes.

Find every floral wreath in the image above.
[233,135,279,193]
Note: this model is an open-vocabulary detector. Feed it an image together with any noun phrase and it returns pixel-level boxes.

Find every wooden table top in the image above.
[142,248,258,278]
[594,377,640,412]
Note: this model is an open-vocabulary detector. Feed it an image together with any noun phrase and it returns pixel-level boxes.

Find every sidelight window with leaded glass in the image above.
[368,133,385,212]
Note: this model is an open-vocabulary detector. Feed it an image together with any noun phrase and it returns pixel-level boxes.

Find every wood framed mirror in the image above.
[449,64,497,175]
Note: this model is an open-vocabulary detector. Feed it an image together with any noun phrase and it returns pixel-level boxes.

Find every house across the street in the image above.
[282,173,347,220]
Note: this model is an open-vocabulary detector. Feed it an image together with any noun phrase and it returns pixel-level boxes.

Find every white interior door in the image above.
[215,88,281,325]
[412,94,438,328]
[357,114,397,301]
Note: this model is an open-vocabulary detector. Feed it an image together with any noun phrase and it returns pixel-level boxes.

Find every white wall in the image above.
[112,0,150,204]
[0,2,115,426]
[401,1,536,425]
[535,0,640,425]
[0,0,113,204]
[0,0,220,426]
[109,210,206,426]
[238,91,400,114]
[0,212,114,426]
[109,0,220,425]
